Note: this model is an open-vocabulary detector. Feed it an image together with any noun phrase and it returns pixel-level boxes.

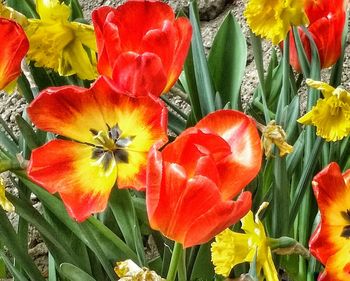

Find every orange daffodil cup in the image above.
[309,162,350,281]
[27,77,168,222]
[289,0,346,71]
[146,110,262,248]
[0,18,28,91]
[92,0,192,96]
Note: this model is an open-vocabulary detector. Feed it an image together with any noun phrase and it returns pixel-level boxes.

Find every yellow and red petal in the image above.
[28,140,117,221]
[111,51,167,97]
[310,162,350,279]
[27,80,108,145]
[195,110,262,200]
[0,18,28,90]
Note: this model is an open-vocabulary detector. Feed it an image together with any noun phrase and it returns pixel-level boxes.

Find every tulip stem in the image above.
[166,242,183,281]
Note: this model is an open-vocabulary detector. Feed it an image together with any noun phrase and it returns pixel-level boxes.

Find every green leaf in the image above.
[208,12,247,110]
[0,207,45,281]
[6,0,38,18]
[189,0,216,117]
[60,263,97,281]
[0,249,28,281]
[17,174,138,263]
[190,243,215,280]
[109,189,146,266]
[69,0,84,20]
[15,115,40,150]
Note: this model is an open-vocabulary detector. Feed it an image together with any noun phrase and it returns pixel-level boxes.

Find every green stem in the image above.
[166,242,183,281]
[250,31,270,124]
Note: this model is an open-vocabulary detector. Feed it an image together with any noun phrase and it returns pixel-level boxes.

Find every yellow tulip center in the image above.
[341,209,350,238]
[90,124,134,171]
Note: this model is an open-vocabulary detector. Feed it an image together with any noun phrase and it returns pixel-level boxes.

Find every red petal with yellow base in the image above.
[28,77,167,221]
[28,140,117,222]
[92,1,192,96]
[0,18,29,90]
[309,162,350,281]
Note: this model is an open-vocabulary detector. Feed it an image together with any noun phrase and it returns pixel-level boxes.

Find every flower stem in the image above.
[166,242,183,281]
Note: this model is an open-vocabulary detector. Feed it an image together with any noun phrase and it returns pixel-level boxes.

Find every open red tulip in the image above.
[309,162,350,281]
[289,0,346,72]
[27,76,168,222]
[0,18,29,91]
[146,110,262,248]
[92,0,192,97]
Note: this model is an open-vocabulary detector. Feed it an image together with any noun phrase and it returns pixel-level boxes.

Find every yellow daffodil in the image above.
[244,0,308,45]
[26,0,97,80]
[211,203,278,281]
[0,178,14,212]
[115,259,164,281]
[298,79,350,142]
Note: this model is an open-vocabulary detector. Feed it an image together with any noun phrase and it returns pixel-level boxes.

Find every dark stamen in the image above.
[114,149,129,163]
[90,129,99,136]
[341,210,350,222]
[341,225,350,239]
[109,124,122,140]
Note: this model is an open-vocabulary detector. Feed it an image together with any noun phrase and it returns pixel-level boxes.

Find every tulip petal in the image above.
[28,140,117,222]
[164,17,192,92]
[27,79,108,144]
[195,110,262,199]
[0,18,28,90]
[162,128,232,179]
[184,191,252,248]
[110,1,174,49]
[111,52,167,97]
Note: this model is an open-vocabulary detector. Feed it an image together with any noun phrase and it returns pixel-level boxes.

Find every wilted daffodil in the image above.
[147,110,262,248]
[244,0,308,45]
[26,0,97,80]
[309,163,350,281]
[115,259,164,281]
[298,79,350,142]
[259,120,293,158]
[211,203,278,281]
[27,77,167,222]
[0,18,28,92]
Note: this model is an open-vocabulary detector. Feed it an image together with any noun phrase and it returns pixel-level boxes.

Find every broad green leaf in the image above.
[17,174,138,263]
[0,249,28,281]
[208,12,247,110]
[60,263,97,281]
[6,0,38,18]
[189,0,216,117]
[190,243,215,280]
[15,115,40,150]
[109,189,146,266]
[0,207,45,281]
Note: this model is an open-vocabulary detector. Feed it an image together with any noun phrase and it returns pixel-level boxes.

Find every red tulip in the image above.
[309,162,350,281]
[0,18,28,90]
[146,110,262,248]
[92,0,192,97]
[27,77,167,222]
[289,0,346,71]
